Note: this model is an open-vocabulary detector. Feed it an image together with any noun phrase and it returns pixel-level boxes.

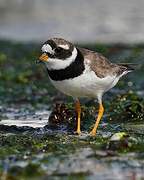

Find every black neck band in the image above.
[47,48,85,81]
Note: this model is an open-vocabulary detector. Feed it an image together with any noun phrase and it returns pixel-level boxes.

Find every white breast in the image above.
[50,68,120,99]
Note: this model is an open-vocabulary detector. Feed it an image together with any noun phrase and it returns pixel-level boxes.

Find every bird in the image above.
[37,38,134,136]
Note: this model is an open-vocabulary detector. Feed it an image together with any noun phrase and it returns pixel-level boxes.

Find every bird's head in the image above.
[38,38,77,70]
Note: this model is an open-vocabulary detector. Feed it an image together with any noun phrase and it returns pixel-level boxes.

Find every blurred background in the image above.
[0,0,144,43]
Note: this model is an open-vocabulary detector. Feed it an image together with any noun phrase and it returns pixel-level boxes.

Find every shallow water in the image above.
[0,132,144,180]
[0,105,50,128]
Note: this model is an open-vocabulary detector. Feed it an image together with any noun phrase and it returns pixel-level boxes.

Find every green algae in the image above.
[0,131,143,179]
[106,91,144,123]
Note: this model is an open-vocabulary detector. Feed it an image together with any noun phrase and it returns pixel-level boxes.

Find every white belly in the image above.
[50,70,119,98]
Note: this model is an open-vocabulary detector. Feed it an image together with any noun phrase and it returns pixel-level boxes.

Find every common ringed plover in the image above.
[37,38,134,136]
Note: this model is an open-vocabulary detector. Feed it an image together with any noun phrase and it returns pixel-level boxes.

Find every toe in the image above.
[89,130,96,136]
[75,130,81,135]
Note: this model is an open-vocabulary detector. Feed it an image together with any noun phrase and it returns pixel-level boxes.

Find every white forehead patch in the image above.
[58,44,69,50]
[41,44,54,54]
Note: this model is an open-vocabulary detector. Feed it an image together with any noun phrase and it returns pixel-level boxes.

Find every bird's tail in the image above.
[116,63,139,77]
[117,63,138,71]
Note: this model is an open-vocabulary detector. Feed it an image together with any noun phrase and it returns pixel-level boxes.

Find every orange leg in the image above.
[75,99,81,135]
[90,103,104,136]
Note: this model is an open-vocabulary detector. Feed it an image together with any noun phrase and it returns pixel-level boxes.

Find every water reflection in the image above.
[0,105,50,128]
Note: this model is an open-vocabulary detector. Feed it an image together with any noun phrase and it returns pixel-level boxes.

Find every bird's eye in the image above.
[55,47,63,53]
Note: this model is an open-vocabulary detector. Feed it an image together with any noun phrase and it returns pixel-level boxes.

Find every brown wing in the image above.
[78,47,121,78]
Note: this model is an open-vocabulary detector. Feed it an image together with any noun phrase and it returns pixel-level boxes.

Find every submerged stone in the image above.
[106,132,138,151]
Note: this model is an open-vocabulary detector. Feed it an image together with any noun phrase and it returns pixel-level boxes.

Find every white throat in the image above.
[45,47,77,70]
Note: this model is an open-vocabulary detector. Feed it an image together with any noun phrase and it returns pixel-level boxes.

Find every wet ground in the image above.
[0,41,144,179]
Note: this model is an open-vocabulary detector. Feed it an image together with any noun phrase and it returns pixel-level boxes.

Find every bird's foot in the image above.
[89,129,97,136]
[74,130,81,135]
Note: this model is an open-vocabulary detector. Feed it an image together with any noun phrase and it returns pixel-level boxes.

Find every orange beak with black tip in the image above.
[38,53,49,62]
